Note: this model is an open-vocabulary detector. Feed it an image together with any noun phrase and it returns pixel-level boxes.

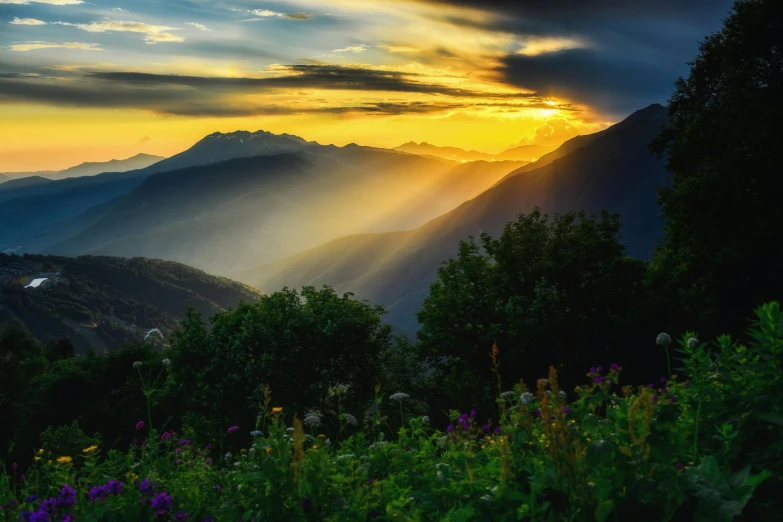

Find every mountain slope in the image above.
[0,254,261,351]
[48,148,523,274]
[0,174,7,184]
[239,104,670,333]
[394,142,549,163]
[53,153,164,179]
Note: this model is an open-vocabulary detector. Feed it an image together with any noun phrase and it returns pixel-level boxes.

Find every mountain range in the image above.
[0,154,164,182]
[3,103,671,336]
[236,104,670,333]
[5,134,523,274]
[0,254,261,351]
[394,142,551,163]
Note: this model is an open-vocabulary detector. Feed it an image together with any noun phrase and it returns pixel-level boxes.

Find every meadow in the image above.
[2,301,780,521]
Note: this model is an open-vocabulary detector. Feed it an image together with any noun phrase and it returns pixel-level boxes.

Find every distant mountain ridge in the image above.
[394,142,550,163]
[0,254,262,351]
[1,153,164,182]
[238,104,671,334]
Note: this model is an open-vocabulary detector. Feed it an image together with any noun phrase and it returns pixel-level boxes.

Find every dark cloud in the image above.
[414,0,735,115]
[86,65,542,99]
[0,67,554,117]
[285,13,310,20]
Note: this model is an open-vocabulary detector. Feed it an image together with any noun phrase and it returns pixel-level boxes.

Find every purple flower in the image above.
[89,485,108,503]
[57,484,77,508]
[482,424,489,432]
[136,421,144,431]
[214,485,222,493]
[470,410,477,417]
[652,395,658,403]
[160,432,172,441]
[596,366,603,373]
[494,426,501,434]
[139,478,156,497]
[660,377,666,383]
[151,493,172,516]
[661,387,668,393]
[175,512,190,521]
[647,383,655,389]
[563,407,570,414]
[534,408,541,417]
[12,462,17,470]
[610,363,620,371]
[446,424,453,432]
[26,495,38,503]
[594,376,605,384]
[107,480,123,496]
[227,426,239,434]
[462,423,470,430]
[674,463,684,470]
[589,366,596,373]
[367,478,375,485]
[62,515,75,522]
[670,396,678,403]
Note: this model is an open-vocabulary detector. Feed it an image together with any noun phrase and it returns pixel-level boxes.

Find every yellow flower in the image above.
[271,407,283,414]
[311,445,318,451]
[570,420,576,424]
[266,447,272,454]
[34,456,41,461]
[38,448,44,454]
[317,434,326,439]
[481,445,486,449]
[82,445,98,454]
[240,449,247,454]
[57,456,72,464]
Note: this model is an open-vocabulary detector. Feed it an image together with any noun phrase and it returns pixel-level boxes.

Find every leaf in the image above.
[758,412,783,426]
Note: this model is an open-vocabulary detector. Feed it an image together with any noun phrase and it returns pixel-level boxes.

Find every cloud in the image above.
[517,37,588,56]
[185,22,211,32]
[378,45,421,54]
[0,0,82,4]
[248,9,310,20]
[0,64,558,118]
[8,41,102,51]
[138,136,152,145]
[54,20,184,44]
[10,17,47,25]
[333,45,368,53]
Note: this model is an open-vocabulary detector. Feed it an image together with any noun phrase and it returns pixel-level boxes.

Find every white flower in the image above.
[435,463,449,471]
[325,439,331,446]
[286,427,295,433]
[389,392,410,402]
[248,447,255,454]
[132,361,142,368]
[224,452,232,461]
[437,435,448,448]
[687,337,699,348]
[161,359,171,367]
[337,454,355,461]
[520,392,535,404]
[304,414,321,427]
[234,462,241,467]
[656,332,672,346]
[559,390,567,400]
[343,413,358,426]
[500,391,515,399]
[421,416,430,425]
[328,384,350,397]
[250,430,263,437]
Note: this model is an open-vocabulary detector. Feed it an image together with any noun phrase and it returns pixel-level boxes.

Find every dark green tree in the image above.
[167,286,394,443]
[416,208,647,412]
[648,0,783,339]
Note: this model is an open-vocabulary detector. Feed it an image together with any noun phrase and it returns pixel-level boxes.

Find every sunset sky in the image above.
[0,0,732,171]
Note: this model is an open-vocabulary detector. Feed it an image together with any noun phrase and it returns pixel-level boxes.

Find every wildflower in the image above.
[367,478,375,485]
[26,495,38,503]
[446,424,454,433]
[271,407,283,414]
[304,414,321,428]
[160,431,172,441]
[389,392,410,402]
[494,426,501,434]
[520,392,534,404]
[175,512,189,521]
[265,448,272,454]
[660,377,667,383]
[610,363,620,371]
[674,463,684,471]
[250,430,263,437]
[151,492,172,516]
[534,408,541,417]
[162,359,171,367]
[83,445,98,454]
[227,426,239,434]
[56,456,72,464]
[687,337,699,348]
[52,485,76,510]
[11,462,17,470]
[328,384,349,397]
[136,421,144,431]
[343,413,358,426]
[500,391,515,399]
[596,366,604,373]
[482,424,490,432]
[670,396,678,403]
[656,333,671,346]
[652,395,659,403]
[594,376,605,383]
[558,390,567,399]
[563,407,570,414]
[224,452,232,462]
[470,409,477,417]
[589,366,596,373]
[421,416,430,425]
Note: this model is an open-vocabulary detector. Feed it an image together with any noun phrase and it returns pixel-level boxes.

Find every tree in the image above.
[649,0,783,339]
[167,286,394,443]
[416,209,647,412]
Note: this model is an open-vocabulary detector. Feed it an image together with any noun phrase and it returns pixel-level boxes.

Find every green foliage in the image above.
[39,422,101,460]
[167,286,395,444]
[416,208,647,411]
[648,0,783,338]
[0,302,779,521]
